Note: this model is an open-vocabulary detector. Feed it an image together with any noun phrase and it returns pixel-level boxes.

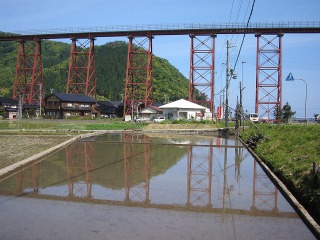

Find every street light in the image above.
[286,72,308,122]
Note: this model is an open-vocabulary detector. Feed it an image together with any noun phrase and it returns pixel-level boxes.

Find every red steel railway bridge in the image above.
[1,22,320,118]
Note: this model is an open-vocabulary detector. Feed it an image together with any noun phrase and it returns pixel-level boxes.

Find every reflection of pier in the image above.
[0,135,297,220]
[16,162,41,194]
[124,133,151,203]
[66,138,96,198]
[252,160,279,212]
[187,142,213,207]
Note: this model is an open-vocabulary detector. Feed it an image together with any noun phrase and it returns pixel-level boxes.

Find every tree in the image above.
[282,102,295,123]
[273,105,282,123]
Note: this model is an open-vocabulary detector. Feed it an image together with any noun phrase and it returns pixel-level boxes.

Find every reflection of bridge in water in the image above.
[1,133,296,219]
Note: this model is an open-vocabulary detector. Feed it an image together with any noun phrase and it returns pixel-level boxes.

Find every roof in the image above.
[151,102,163,107]
[97,101,123,107]
[159,99,206,110]
[149,105,163,112]
[0,97,18,105]
[47,93,96,103]
[141,105,163,114]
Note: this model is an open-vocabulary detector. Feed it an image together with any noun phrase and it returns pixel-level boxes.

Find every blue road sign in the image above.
[286,72,294,81]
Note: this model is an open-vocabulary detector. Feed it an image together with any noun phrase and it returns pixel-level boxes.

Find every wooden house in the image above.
[44,93,98,119]
[0,97,18,119]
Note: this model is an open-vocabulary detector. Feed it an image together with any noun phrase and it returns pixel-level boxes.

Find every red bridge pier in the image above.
[123,35,153,117]
[66,38,96,99]
[13,40,44,107]
[255,34,283,118]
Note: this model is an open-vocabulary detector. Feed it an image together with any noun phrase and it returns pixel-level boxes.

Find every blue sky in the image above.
[1,0,320,117]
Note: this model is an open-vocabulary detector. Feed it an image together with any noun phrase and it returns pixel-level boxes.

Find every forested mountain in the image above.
[0,40,190,103]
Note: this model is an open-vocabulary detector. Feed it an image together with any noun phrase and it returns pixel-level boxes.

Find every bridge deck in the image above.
[1,22,320,41]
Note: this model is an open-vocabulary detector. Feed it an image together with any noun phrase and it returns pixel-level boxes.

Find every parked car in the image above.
[134,116,146,122]
[249,113,259,123]
[153,116,165,123]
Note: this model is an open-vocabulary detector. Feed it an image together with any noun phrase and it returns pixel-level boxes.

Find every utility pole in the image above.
[224,40,237,128]
[240,61,246,126]
[225,41,230,127]
[19,95,23,120]
[225,41,233,127]
[39,83,42,117]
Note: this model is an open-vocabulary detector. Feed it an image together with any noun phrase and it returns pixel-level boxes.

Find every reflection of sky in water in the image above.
[150,156,187,205]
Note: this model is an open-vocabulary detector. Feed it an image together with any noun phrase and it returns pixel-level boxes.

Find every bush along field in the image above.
[240,124,320,224]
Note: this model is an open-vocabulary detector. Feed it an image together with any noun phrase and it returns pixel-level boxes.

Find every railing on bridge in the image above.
[1,21,320,37]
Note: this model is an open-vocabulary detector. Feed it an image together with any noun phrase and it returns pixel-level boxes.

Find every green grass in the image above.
[0,120,59,130]
[59,122,147,130]
[240,124,320,223]
[0,119,147,131]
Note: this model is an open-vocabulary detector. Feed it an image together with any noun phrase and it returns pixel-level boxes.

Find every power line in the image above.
[233,0,256,70]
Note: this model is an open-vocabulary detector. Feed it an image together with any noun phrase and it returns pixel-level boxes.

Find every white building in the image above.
[140,105,163,121]
[159,99,207,120]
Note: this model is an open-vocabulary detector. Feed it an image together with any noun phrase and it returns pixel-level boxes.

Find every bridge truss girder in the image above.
[66,38,96,99]
[189,34,215,116]
[13,40,44,106]
[255,34,283,118]
[123,36,153,115]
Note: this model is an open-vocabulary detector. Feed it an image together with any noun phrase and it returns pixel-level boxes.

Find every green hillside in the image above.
[0,40,190,103]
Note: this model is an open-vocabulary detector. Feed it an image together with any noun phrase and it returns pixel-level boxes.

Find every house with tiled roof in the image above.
[97,100,124,118]
[44,93,98,119]
[0,97,19,119]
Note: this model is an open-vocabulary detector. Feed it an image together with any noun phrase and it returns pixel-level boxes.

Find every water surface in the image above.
[0,133,316,240]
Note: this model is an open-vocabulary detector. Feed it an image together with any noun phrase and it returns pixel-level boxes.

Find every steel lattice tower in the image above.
[123,36,153,116]
[66,38,96,99]
[13,40,44,106]
[255,34,283,118]
[189,34,215,117]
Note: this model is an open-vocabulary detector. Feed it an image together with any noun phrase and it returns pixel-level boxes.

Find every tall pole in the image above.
[240,61,246,126]
[240,81,242,126]
[225,40,230,128]
[304,80,307,121]
[39,83,42,117]
[296,79,308,122]
[286,73,308,123]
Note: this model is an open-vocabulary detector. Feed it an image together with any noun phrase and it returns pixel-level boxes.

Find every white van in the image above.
[153,116,165,123]
[249,113,259,123]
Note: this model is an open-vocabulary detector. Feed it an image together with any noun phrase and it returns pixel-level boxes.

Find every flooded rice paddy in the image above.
[0,133,316,240]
